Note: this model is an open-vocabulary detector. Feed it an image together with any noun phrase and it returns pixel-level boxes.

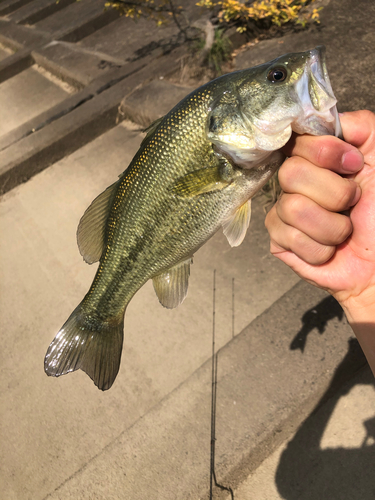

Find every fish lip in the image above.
[308,46,343,138]
[308,46,335,102]
[309,46,328,82]
[292,46,342,137]
[332,106,344,139]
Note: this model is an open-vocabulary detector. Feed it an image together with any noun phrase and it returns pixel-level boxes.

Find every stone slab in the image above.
[80,13,181,63]
[120,78,196,127]
[0,41,32,84]
[57,7,120,44]
[32,36,145,88]
[79,0,202,63]
[33,41,114,87]
[0,46,12,60]
[0,48,35,83]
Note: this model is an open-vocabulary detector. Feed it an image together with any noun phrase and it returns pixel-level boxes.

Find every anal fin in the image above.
[153,258,192,309]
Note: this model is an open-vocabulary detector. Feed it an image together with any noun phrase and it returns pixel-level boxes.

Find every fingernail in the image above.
[341,149,364,172]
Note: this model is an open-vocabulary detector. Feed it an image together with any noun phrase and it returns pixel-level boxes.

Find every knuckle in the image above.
[289,227,306,248]
[278,157,304,190]
[289,227,335,265]
[335,216,353,244]
[282,193,306,220]
[314,136,340,167]
[278,158,295,186]
[313,245,335,265]
[315,143,328,165]
[264,206,277,230]
[269,239,284,255]
[336,181,356,210]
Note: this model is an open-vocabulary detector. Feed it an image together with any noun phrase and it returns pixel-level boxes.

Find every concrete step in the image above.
[6,0,76,25]
[0,0,35,16]
[0,0,195,194]
[0,58,189,194]
[0,64,71,137]
[33,0,114,36]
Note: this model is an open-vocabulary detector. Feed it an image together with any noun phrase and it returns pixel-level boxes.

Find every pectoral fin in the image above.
[77,180,119,264]
[222,199,252,247]
[172,166,230,197]
[153,258,192,309]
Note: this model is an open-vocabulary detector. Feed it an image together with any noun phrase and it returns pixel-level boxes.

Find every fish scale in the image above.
[44,46,342,390]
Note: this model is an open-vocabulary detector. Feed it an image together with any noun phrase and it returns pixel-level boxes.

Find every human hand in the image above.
[265,110,375,311]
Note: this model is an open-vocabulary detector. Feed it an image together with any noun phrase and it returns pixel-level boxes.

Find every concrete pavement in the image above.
[226,365,375,500]
[1,0,375,498]
[0,119,301,498]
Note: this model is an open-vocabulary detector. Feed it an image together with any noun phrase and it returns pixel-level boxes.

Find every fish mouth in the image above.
[293,46,343,139]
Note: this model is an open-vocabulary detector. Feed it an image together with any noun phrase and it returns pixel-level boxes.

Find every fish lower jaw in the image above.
[214,140,284,170]
[221,145,274,169]
[292,105,338,136]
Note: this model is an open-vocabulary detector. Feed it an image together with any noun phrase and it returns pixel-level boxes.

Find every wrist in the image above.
[338,285,375,325]
[337,287,375,376]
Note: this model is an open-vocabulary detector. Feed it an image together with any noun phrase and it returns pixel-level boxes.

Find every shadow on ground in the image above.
[276,309,375,500]
[290,296,344,353]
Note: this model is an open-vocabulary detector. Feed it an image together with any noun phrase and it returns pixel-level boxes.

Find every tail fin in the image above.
[44,304,124,391]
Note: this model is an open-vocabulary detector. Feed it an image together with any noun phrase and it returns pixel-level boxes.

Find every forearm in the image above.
[340,292,375,376]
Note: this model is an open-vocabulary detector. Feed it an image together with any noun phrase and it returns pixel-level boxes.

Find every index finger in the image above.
[281,133,364,175]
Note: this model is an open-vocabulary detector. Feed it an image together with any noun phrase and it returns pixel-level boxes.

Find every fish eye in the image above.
[267,67,288,83]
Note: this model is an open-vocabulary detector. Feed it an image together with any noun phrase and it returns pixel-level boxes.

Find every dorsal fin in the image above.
[140,116,164,148]
[152,258,192,309]
[222,199,252,247]
[77,181,119,264]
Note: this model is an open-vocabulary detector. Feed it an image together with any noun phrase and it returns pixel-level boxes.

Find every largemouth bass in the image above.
[45,46,342,390]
